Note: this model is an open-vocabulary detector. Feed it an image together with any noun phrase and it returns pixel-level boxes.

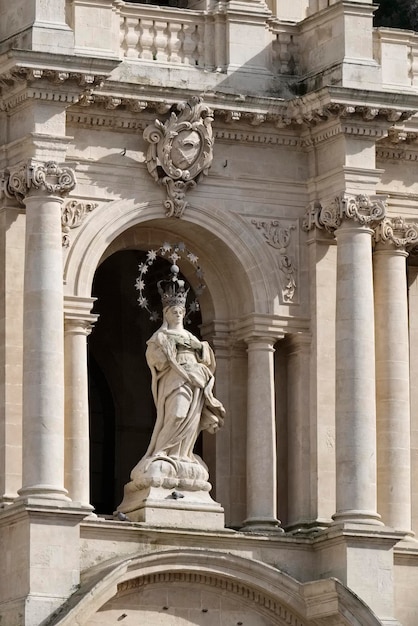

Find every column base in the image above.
[17,485,71,503]
[332,509,384,526]
[241,516,284,533]
[285,517,332,535]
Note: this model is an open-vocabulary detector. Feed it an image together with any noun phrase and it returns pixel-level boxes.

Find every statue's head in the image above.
[163,305,186,329]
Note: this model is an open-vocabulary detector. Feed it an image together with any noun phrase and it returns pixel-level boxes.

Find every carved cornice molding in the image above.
[66,93,414,134]
[62,199,98,247]
[376,130,418,162]
[374,216,418,250]
[303,194,386,233]
[1,161,76,205]
[144,96,214,218]
[0,50,119,111]
[251,218,298,303]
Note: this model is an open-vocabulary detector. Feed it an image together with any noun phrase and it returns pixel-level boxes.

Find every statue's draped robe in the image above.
[142,329,225,465]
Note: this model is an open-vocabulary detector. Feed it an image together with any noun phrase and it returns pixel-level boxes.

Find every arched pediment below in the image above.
[47,549,384,626]
[63,200,275,320]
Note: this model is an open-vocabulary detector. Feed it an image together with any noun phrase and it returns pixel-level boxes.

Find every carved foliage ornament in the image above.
[61,199,98,247]
[144,96,214,218]
[252,219,297,303]
[303,193,386,233]
[1,161,76,205]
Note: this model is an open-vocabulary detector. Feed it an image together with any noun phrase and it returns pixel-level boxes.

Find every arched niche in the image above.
[64,201,274,519]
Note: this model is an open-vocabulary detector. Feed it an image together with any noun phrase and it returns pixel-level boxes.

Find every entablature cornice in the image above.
[231,313,309,344]
[0,49,120,112]
[376,128,418,162]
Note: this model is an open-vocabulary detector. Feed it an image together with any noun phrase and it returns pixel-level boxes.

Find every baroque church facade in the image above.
[1,0,418,624]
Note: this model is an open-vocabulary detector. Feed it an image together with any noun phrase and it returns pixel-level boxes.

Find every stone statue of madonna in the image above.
[117,266,226,525]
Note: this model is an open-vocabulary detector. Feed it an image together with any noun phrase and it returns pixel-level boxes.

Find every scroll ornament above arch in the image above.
[144,96,214,218]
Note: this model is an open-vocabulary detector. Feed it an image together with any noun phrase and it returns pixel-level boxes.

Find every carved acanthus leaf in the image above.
[143,96,214,218]
[303,194,386,233]
[252,219,297,303]
[61,200,98,247]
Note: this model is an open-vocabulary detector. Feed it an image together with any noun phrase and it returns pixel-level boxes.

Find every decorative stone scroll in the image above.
[1,160,76,205]
[143,96,214,218]
[252,218,297,303]
[374,216,418,250]
[61,199,98,247]
[303,193,386,233]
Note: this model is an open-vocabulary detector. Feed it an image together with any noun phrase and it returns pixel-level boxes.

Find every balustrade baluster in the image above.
[168,22,182,63]
[140,18,155,60]
[154,20,168,62]
[182,24,197,65]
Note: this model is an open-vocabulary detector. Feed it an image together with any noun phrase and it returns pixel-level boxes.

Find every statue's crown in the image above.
[157,264,189,308]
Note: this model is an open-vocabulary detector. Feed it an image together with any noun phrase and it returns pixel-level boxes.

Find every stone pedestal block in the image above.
[117,483,225,529]
[0,500,88,626]
[315,524,405,625]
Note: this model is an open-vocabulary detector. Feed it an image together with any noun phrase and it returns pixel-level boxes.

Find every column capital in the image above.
[64,295,98,335]
[303,193,386,234]
[244,335,278,350]
[2,160,76,206]
[374,216,418,253]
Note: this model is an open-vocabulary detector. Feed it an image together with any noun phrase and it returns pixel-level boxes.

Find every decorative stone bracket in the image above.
[143,96,214,218]
[303,193,386,233]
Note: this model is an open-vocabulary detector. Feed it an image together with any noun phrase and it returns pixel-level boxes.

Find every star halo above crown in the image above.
[135,242,205,323]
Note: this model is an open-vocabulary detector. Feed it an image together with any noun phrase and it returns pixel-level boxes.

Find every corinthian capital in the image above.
[374,216,418,250]
[4,160,76,205]
[303,193,386,233]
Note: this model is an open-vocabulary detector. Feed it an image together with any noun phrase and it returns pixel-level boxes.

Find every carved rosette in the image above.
[61,199,98,247]
[303,193,386,233]
[144,96,214,218]
[252,219,297,303]
[374,216,418,250]
[2,161,76,205]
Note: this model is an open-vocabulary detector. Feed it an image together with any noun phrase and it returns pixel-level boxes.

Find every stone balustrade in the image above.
[120,6,208,67]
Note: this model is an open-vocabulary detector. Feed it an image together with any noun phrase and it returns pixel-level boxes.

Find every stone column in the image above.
[243,336,282,531]
[333,216,382,524]
[6,161,76,502]
[373,218,417,533]
[64,297,97,509]
[305,193,386,526]
[286,333,312,529]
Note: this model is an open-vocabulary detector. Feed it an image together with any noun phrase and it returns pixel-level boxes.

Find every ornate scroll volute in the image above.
[374,216,418,250]
[303,193,386,234]
[4,160,76,205]
[144,96,214,218]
